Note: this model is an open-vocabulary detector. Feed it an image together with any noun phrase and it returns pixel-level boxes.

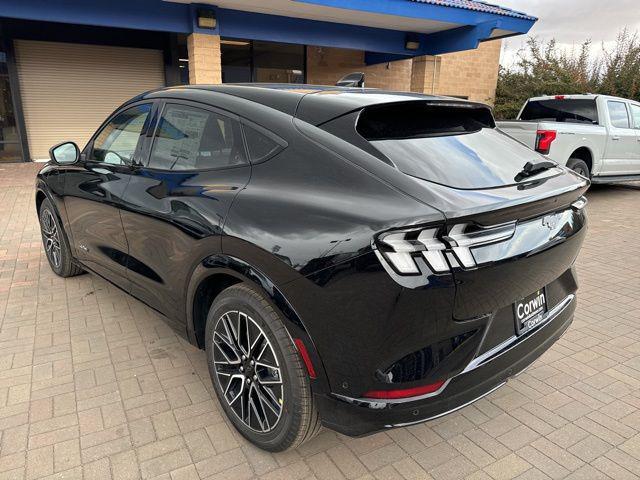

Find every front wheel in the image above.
[567,158,590,179]
[205,283,321,451]
[38,199,83,278]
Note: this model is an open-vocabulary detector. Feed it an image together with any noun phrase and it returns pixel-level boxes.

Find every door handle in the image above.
[612,136,621,141]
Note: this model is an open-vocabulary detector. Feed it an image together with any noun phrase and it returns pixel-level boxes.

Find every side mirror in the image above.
[336,72,365,88]
[49,142,80,165]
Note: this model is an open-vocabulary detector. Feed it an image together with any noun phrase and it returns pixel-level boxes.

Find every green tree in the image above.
[598,30,640,100]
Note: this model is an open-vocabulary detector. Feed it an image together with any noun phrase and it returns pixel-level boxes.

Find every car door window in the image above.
[148,104,247,170]
[630,104,640,130]
[89,104,152,165]
[607,101,630,128]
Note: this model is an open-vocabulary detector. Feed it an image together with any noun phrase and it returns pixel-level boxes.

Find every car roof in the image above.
[139,83,488,126]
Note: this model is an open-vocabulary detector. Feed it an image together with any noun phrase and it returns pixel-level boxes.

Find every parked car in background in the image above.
[36,85,588,451]
[497,94,640,182]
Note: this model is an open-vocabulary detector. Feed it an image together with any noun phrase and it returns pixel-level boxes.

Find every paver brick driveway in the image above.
[1,162,640,480]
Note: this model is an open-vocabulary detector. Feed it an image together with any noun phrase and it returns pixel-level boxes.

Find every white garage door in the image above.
[14,40,165,160]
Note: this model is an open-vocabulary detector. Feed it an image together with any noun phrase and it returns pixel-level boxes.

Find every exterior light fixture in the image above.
[405,38,420,51]
[197,9,217,30]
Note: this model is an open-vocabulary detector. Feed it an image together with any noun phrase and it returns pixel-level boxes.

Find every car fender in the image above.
[185,253,331,394]
[35,180,78,252]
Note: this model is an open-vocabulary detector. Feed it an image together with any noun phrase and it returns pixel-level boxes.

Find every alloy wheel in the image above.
[212,310,284,433]
[41,209,62,269]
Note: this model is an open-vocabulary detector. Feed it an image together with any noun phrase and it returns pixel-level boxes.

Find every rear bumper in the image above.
[315,294,575,437]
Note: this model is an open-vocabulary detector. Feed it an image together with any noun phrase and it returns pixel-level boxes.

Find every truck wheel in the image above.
[567,158,590,178]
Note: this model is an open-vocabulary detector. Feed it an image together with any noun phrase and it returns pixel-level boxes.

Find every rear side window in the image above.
[357,101,556,190]
[243,125,283,163]
[520,99,597,124]
[608,101,630,128]
[148,104,247,171]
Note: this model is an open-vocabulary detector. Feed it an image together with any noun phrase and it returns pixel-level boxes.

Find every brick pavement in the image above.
[1,162,639,479]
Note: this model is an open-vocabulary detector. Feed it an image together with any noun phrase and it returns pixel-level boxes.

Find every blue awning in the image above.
[0,0,536,59]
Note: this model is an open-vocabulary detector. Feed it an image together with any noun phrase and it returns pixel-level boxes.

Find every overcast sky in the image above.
[496,0,640,66]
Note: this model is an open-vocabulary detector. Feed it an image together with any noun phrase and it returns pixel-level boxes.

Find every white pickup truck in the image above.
[497,94,640,182]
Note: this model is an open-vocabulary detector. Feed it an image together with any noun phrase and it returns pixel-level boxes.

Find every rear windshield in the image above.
[357,102,557,190]
[520,99,598,124]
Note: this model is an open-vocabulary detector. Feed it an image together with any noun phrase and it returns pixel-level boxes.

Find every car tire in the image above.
[205,283,321,451]
[567,158,590,178]
[38,198,84,278]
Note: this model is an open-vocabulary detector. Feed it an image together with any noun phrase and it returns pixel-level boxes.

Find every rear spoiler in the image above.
[297,93,494,126]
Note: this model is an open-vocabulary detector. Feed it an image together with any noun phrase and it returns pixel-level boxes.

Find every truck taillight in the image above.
[535,130,557,155]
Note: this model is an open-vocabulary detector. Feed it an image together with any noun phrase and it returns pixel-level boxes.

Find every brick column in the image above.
[410,55,441,94]
[187,33,222,84]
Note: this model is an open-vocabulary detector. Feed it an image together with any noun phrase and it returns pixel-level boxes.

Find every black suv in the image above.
[36,85,588,451]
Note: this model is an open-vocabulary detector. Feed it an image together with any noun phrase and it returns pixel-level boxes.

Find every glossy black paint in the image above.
[36,84,588,437]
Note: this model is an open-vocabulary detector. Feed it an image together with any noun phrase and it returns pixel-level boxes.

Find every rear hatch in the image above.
[317,99,588,349]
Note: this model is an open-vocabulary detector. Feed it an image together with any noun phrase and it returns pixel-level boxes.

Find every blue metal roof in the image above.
[410,0,537,21]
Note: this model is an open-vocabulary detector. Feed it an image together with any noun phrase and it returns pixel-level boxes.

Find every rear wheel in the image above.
[567,158,590,178]
[205,283,321,451]
[38,199,83,277]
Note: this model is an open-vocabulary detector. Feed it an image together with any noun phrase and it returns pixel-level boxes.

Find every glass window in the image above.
[90,104,151,165]
[253,41,304,83]
[520,99,598,124]
[0,77,18,143]
[0,52,7,75]
[0,48,23,162]
[630,104,640,130]
[244,125,282,163]
[357,102,558,190]
[221,40,251,83]
[148,104,246,171]
[220,39,305,84]
[607,101,630,129]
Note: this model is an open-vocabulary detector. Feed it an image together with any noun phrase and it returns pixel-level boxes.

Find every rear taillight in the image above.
[444,223,515,269]
[363,379,447,399]
[378,227,448,275]
[571,196,588,211]
[375,222,515,275]
[535,130,557,155]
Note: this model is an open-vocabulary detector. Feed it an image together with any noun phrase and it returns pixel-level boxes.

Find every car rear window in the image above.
[357,102,557,190]
[520,99,598,124]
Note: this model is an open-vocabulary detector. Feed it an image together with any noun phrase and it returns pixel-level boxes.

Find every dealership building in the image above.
[0,0,535,162]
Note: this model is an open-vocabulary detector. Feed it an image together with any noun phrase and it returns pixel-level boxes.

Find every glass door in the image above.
[0,51,23,162]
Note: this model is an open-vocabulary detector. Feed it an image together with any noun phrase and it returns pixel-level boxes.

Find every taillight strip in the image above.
[445,222,516,268]
[363,380,447,400]
[571,196,588,210]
